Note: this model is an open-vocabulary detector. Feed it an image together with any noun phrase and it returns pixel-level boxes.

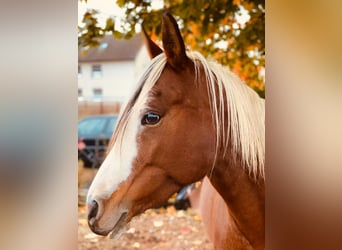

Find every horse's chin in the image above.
[108,211,129,239]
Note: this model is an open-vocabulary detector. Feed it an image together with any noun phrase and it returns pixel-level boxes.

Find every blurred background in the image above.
[1,0,341,249]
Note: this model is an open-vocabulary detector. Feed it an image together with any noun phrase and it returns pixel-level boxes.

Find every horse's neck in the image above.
[209,157,265,249]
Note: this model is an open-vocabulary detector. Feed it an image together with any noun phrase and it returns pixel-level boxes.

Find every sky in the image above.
[78,0,250,51]
[78,0,124,26]
[78,0,164,27]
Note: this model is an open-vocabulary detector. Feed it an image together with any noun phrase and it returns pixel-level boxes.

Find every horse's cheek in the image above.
[177,131,214,181]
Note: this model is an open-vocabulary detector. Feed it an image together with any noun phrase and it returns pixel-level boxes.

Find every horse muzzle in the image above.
[87,197,129,237]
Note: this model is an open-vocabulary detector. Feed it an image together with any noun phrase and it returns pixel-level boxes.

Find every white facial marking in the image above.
[87,54,167,203]
[87,107,141,202]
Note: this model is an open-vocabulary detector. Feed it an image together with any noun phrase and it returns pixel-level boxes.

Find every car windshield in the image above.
[104,116,118,137]
[78,117,107,138]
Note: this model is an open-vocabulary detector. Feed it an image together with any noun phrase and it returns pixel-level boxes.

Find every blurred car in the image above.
[78,114,118,168]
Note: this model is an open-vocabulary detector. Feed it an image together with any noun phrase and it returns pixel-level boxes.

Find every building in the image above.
[78,35,145,103]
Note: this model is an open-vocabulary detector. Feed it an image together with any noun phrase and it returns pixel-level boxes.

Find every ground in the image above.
[78,162,213,250]
[78,205,213,250]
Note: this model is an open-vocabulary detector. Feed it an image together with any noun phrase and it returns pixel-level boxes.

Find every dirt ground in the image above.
[78,205,213,250]
[78,163,213,250]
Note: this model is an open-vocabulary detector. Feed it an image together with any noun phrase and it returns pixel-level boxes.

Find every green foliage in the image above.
[78,10,105,48]
[78,0,265,96]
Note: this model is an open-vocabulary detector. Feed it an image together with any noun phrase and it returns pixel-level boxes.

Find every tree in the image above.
[78,0,265,97]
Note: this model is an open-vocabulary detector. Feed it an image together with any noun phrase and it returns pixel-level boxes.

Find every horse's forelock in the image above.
[106,54,167,154]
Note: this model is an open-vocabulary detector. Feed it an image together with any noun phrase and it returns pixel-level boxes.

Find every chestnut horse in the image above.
[87,11,265,249]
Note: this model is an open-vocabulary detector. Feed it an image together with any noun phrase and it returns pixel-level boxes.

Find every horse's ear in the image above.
[141,26,163,59]
[162,11,189,69]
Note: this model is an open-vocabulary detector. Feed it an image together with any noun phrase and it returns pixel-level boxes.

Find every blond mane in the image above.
[110,51,265,179]
[188,52,265,179]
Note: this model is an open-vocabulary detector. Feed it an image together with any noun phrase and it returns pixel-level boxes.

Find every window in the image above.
[78,117,107,137]
[78,65,82,77]
[78,89,84,101]
[93,88,102,101]
[91,65,102,78]
[104,116,118,137]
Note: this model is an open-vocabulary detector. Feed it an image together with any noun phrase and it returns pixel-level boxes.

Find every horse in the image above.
[87,11,265,249]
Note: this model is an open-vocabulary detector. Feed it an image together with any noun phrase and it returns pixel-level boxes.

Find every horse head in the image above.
[86,11,216,237]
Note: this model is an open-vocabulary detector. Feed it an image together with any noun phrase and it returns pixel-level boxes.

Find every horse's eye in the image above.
[141,112,161,125]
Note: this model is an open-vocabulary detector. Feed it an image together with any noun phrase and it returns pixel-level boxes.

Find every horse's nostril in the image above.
[88,200,99,226]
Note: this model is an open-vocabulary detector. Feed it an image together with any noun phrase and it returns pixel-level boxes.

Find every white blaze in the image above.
[87,107,141,202]
[87,54,167,203]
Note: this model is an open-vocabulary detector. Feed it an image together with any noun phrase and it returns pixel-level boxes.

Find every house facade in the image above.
[78,35,145,103]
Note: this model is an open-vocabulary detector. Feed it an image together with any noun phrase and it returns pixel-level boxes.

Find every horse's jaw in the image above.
[108,211,129,239]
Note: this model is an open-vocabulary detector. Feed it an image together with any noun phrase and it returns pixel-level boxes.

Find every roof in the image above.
[78,35,143,62]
